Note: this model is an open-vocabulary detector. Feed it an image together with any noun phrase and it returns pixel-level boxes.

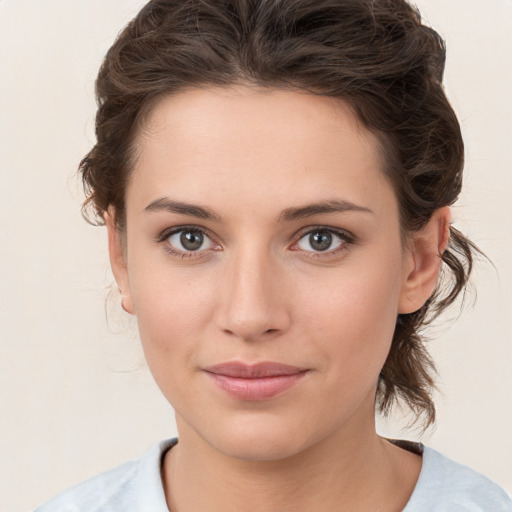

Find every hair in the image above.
[80,0,480,428]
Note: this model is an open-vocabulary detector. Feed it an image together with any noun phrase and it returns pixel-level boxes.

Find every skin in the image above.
[107,85,450,512]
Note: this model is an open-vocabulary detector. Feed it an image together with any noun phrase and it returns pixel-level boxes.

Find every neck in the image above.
[162,411,421,512]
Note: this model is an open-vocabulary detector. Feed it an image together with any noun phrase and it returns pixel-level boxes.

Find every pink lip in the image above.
[203,362,309,401]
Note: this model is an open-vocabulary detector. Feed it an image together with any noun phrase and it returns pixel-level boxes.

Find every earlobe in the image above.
[398,206,451,314]
[105,209,135,315]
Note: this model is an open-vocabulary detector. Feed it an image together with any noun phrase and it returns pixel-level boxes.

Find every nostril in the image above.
[262,328,280,337]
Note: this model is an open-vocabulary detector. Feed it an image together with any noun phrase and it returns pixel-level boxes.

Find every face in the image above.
[109,86,437,461]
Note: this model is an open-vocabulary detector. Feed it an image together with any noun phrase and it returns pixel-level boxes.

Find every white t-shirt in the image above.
[33,438,512,512]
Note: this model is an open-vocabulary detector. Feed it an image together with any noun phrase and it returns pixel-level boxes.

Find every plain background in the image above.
[0,1,511,510]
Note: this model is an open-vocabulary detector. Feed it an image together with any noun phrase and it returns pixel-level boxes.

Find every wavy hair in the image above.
[80,0,480,428]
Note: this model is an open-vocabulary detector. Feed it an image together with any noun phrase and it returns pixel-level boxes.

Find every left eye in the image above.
[296,229,345,252]
[167,228,215,252]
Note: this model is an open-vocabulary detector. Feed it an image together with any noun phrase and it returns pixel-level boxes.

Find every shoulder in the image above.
[31,438,176,512]
[404,445,512,512]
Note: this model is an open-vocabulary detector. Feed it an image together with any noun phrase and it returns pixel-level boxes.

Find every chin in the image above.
[214,434,307,462]
[192,412,322,462]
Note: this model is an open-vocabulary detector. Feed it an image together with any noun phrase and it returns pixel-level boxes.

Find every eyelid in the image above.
[156,225,215,243]
[156,225,221,257]
[290,225,356,257]
[294,225,355,243]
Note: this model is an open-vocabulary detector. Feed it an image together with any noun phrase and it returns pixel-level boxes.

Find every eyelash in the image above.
[156,225,219,259]
[292,226,355,259]
[156,225,356,260]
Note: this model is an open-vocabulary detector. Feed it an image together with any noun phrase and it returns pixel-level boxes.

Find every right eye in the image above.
[161,227,219,257]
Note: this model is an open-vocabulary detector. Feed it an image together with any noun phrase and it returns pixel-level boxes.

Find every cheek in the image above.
[296,256,403,382]
[129,268,220,411]
[127,256,217,368]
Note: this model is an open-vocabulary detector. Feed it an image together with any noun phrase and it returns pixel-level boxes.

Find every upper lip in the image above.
[204,361,308,378]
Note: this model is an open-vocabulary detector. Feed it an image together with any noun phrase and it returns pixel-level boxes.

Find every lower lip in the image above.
[205,372,308,401]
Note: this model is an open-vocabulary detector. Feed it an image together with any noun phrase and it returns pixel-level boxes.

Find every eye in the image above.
[163,227,218,256]
[295,228,350,254]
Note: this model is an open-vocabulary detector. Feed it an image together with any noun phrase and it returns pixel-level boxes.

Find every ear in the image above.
[398,206,451,314]
[105,209,135,315]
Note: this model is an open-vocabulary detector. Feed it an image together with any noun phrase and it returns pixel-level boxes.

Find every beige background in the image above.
[0,1,511,510]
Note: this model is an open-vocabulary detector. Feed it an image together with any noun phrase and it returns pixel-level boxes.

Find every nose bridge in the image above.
[218,241,289,341]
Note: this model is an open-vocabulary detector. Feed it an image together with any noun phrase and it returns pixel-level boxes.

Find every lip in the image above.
[203,362,309,401]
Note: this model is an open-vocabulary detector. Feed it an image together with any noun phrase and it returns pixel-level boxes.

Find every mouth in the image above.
[203,361,309,401]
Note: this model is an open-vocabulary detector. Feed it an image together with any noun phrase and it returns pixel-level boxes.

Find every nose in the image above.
[216,246,291,342]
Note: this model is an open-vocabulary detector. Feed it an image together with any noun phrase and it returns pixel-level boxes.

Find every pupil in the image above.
[310,231,332,251]
[181,230,203,251]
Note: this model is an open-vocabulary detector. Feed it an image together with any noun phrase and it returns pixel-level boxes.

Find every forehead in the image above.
[138,85,378,156]
[128,85,395,219]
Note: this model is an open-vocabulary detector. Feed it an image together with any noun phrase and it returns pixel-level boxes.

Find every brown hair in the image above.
[80,0,480,428]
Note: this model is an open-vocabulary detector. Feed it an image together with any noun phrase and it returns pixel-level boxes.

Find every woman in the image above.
[33,0,512,510]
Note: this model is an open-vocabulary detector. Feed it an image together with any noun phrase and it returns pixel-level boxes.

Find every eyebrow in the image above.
[144,198,373,223]
[278,200,373,222]
[144,198,223,222]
